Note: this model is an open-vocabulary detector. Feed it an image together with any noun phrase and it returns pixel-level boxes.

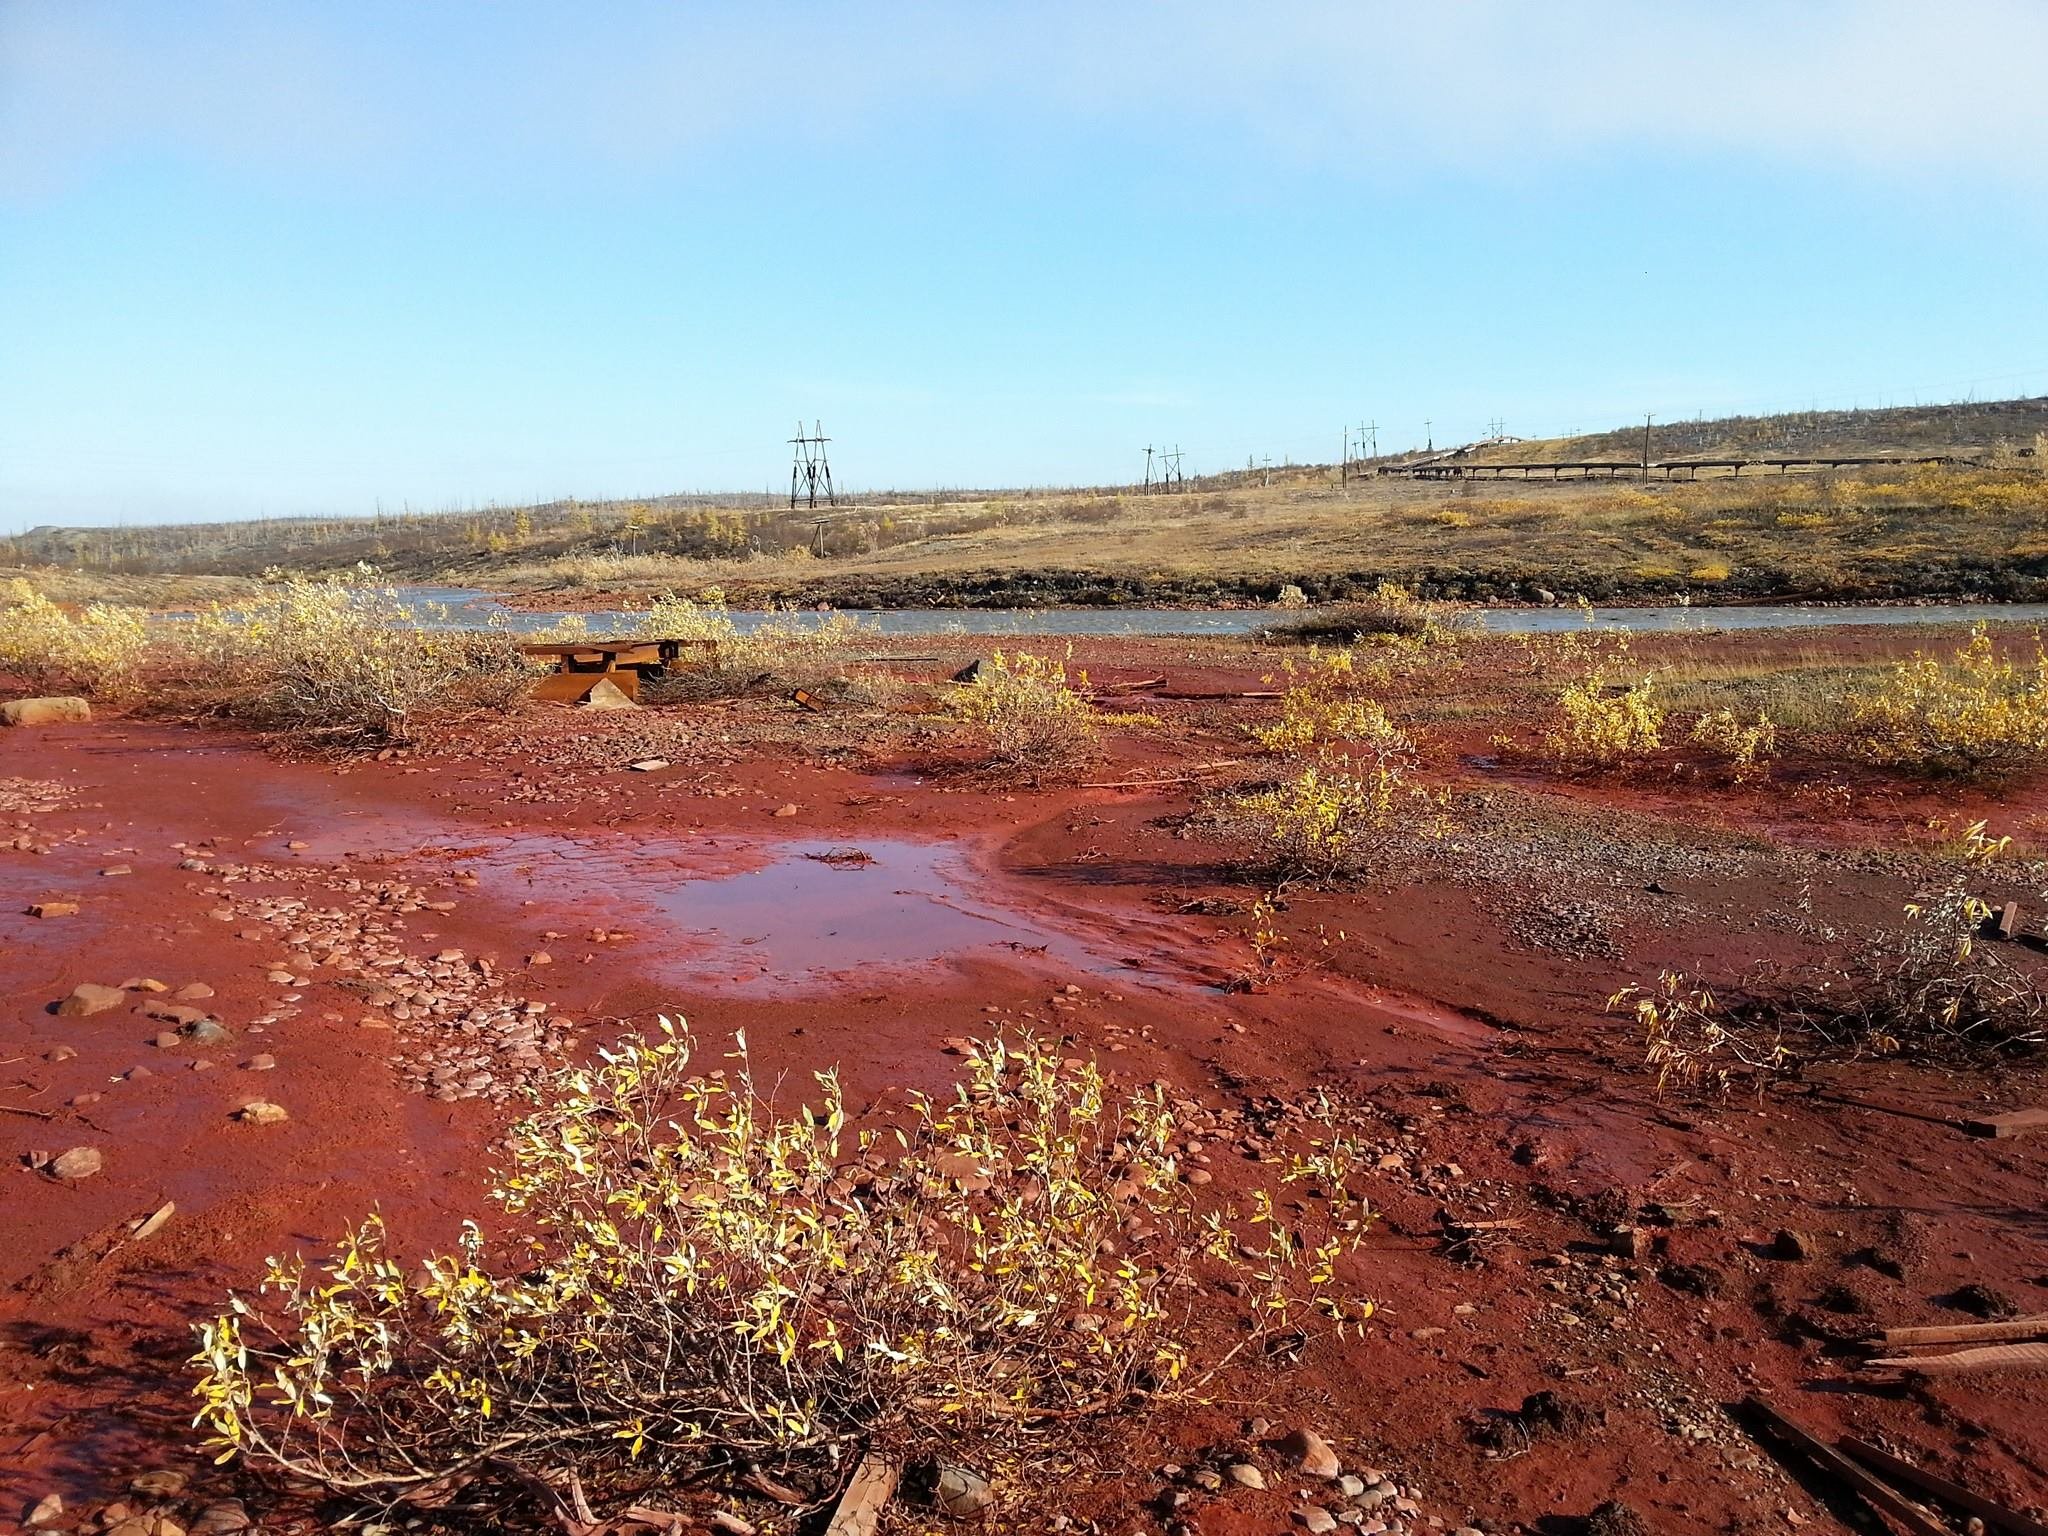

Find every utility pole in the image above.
[1360,421,1377,460]
[1641,412,1654,483]
[788,421,836,510]
[1424,419,1433,453]
[1161,445,1186,492]
[1341,426,1351,486]
[1143,445,1155,493]
[1260,454,1273,487]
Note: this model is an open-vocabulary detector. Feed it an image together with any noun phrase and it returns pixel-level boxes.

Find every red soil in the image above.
[4,635,2048,1535]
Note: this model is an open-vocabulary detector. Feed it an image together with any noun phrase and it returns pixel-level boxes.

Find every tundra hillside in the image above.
[10,397,2048,609]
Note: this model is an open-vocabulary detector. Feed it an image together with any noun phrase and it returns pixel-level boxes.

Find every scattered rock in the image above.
[906,1462,995,1517]
[773,803,800,817]
[1226,1463,1266,1490]
[242,1053,277,1071]
[25,1493,62,1528]
[130,1470,188,1497]
[1272,1426,1342,1479]
[235,1100,289,1125]
[45,1044,77,1062]
[1771,1228,1816,1262]
[628,758,669,772]
[49,1146,103,1180]
[1948,1282,2022,1320]
[1585,1500,1648,1536]
[174,982,216,1001]
[56,982,126,1017]
[183,1020,232,1046]
[27,900,79,918]
[1293,1509,1338,1533]
[99,864,133,877]
[1657,1261,1723,1298]
[188,1501,250,1536]
[579,677,638,711]
[1,696,91,727]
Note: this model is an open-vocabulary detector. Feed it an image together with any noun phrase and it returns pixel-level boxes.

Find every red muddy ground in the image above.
[4,631,2048,1536]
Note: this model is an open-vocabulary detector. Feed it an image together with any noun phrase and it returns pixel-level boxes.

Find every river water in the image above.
[394,587,2048,638]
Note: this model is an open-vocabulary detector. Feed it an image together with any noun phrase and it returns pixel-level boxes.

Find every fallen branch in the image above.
[1081,758,1244,789]
[1840,1436,2048,1536]
[823,1452,900,1536]
[1876,1314,2048,1349]
[0,1104,56,1121]
[1743,1397,1949,1536]
[1863,1342,2048,1376]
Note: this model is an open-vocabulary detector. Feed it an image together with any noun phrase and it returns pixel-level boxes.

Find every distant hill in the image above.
[1456,396,2048,467]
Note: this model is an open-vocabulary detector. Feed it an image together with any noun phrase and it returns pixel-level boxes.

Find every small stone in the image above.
[175,982,215,1001]
[235,1100,289,1125]
[122,978,169,993]
[919,1464,994,1518]
[56,982,126,1016]
[579,676,638,711]
[130,1470,187,1497]
[1294,1510,1339,1534]
[0,696,90,727]
[628,758,669,772]
[99,865,133,877]
[1338,1476,1365,1497]
[26,1494,63,1528]
[242,1053,277,1071]
[529,951,552,965]
[183,1019,231,1045]
[1274,1427,1342,1480]
[1227,1464,1267,1490]
[773,803,800,817]
[28,900,79,918]
[1771,1228,1815,1262]
[50,1146,103,1180]
[189,1502,250,1536]
[45,1044,77,1062]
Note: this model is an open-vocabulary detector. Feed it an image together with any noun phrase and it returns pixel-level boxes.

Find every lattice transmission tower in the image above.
[788,421,836,510]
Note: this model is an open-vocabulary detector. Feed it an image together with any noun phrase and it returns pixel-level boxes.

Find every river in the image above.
[392,587,2048,638]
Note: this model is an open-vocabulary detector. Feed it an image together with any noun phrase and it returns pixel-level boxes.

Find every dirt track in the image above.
[5,635,2048,1535]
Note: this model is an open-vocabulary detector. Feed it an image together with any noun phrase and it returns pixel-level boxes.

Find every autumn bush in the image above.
[0,578,149,699]
[1234,644,1445,881]
[192,1023,1372,1521]
[1616,824,2048,1095]
[1536,638,1665,768]
[178,576,531,745]
[638,590,870,696]
[941,648,1101,775]
[1848,623,2048,775]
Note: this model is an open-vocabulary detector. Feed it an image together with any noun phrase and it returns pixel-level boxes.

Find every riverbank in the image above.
[7,626,2048,1533]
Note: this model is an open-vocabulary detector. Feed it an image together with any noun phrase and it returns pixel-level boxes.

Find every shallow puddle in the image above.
[468,834,1130,991]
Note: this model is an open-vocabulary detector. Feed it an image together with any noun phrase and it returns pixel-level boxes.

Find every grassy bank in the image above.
[473,466,2048,609]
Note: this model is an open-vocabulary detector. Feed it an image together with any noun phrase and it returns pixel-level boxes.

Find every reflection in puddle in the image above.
[472,836,1121,990]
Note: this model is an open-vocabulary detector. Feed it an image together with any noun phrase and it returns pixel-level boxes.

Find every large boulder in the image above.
[1,697,91,727]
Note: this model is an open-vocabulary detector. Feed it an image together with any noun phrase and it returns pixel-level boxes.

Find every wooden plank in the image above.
[823,1452,900,1536]
[1959,1108,2048,1139]
[1864,1342,2048,1376]
[1879,1315,2048,1348]
[1744,1397,1950,1536]
[1840,1437,2048,1536]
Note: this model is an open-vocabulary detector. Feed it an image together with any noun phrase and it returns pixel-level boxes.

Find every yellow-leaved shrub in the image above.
[1849,623,2048,775]
[190,1022,1373,1511]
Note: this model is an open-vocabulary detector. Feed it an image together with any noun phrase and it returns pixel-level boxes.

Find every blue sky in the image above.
[4,1,2047,531]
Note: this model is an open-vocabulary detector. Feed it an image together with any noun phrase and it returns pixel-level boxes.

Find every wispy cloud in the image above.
[5,0,2045,202]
